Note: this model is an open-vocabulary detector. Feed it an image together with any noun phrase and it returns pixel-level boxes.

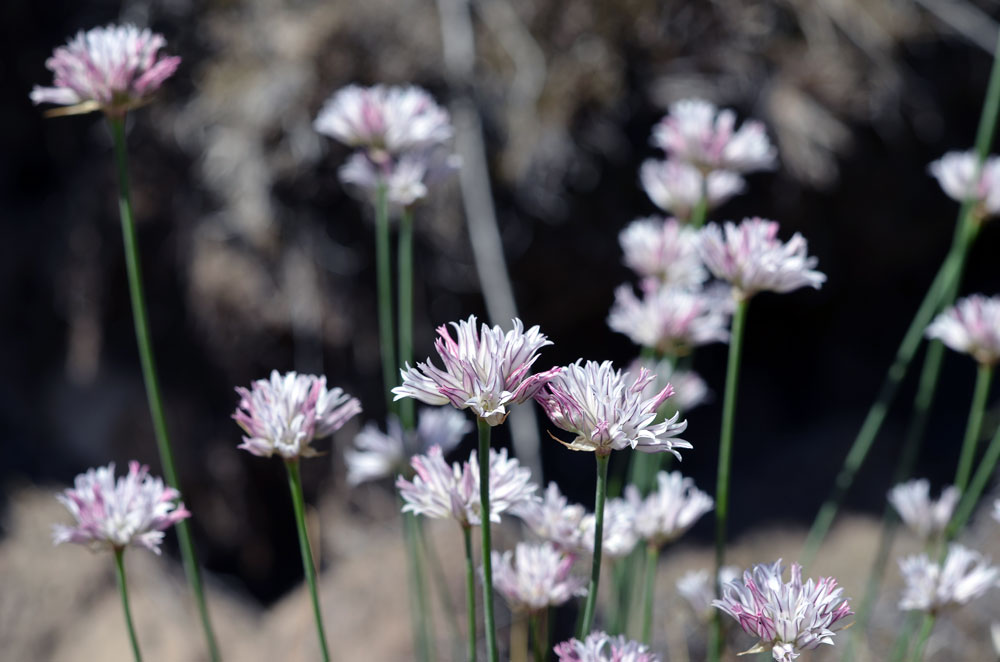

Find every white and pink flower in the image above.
[554,631,660,662]
[640,159,745,218]
[929,151,1000,217]
[491,542,586,612]
[926,294,1000,365]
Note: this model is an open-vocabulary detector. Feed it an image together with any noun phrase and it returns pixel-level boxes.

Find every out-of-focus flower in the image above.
[698,218,826,300]
[31,24,181,117]
[887,479,959,541]
[926,294,1000,365]
[608,284,730,355]
[53,461,190,555]
[928,151,1000,218]
[396,445,537,528]
[233,370,362,459]
[339,148,460,210]
[899,543,998,612]
[640,159,745,218]
[992,622,1000,657]
[629,471,713,547]
[393,316,559,426]
[345,408,471,485]
[512,482,589,552]
[554,631,661,662]
[993,499,1000,525]
[314,84,452,157]
[651,99,777,174]
[619,216,707,288]
[582,496,639,560]
[713,560,853,661]
[535,360,690,457]
[629,357,709,413]
[677,566,741,619]
[491,542,587,612]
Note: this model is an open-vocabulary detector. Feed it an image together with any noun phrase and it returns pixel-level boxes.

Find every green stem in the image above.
[709,297,749,662]
[398,207,416,430]
[955,363,993,492]
[418,521,460,660]
[580,452,611,637]
[530,610,547,662]
[947,421,1000,541]
[464,526,478,662]
[889,613,919,662]
[108,116,219,662]
[403,512,434,662]
[113,548,143,662]
[375,182,398,415]
[284,460,330,662]
[911,613,936,662]
[641,544,660,644]
[690,188,709,229]
[478,419,499,662]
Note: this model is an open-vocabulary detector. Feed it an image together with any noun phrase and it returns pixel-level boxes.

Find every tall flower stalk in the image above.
[285,459,330,661]
[375,183,398,414]
[113,548,143,662]
[463,526,478,661]
[478,419,499,659]
[955,362,993,491]
[581,452,611,636]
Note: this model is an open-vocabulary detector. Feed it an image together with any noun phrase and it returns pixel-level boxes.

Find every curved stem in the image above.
[955,363,993,492]
[113,548,143,662]
[911,613,936,662]
[641,543,660,644]
[108,116,219,662]
[580,452,611,637]
[284,460,330,662]
[374,182,398,414]
[464,526,478,662]
[478,419,499,662]
[398,207,416,429]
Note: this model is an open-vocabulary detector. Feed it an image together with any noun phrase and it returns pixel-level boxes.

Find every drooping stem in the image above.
[910,613,936,662]
[463,526,478,662]
[478,419,499,662]
[580,452,611,637]
[284,459,330,662]
[955,363,993,492]
[398,206,416,429]
[113,548,143,662]
[108,116,220,662]
[374,182,398,415]
[641,543,660,644]
[709,297,749,662]
[530,610,547,662]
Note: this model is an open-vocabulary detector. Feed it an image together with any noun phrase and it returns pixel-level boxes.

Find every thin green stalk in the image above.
[374,182,398,414]
[580,452,611,637]
[418,521,461,660]
[889,614,919,662]
[947,421,1000,541]
[464,526,478,662]
[113,548,143,662]
[709,297,749,662]
[478,419,499,662]
[412,517,439,662]
[690,189,709,229]
[955,363,993,491]
[530,610,547,662]
[284,460,330,662]
[911,614,936,662]
[398,207,416,429]
[403,512,434,662]
[641,543,660,644]
[108,116,219,662]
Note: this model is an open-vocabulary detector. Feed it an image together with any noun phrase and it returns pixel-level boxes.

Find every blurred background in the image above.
[4,0,1000,658]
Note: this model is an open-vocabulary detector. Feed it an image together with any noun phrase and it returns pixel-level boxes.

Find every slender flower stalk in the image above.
[946,423,1000,541]
[955,362,994,491]
[641,543,659,644]
[464,526,478,661]
[479,419,499,662]
[114,548,143,662]
[580,453,610,637]
[531,611,548,662]
[910,614,936,662]
[376,182,397,413]
[285,460,330,661]
[398,206,416,428]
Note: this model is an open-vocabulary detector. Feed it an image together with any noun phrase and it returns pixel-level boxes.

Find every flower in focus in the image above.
[608,284,730,355]
[629,471,713,547]
[31,24,181,117]
[887,479,959,542]
[53,461,190,554]
[512,482,589,552]
[491,542,587,612]
[554,631,661,662]
[698,218,826,300]
[713,560,853,661]
[535,360,690,457]
[393,316,560,426]
[640,159,745,219]
[899,543,998,612]
[582,495,639,560]
[629,357,709,413]
[677,566,741,619]
[233,370,362,459]
[345,408,471,485]
[926,294,1000,365]
[651,99,777,174]
[396,445,537,527]
[619,216,708,288]
[928,151,1000,218]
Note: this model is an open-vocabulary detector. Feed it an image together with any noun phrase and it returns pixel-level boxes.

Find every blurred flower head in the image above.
[582,495,639,560]
[640,159,745,219]
[677,566,741,619]
[887,479,959,542]
[993,499,1000,525]
[490,542,587,612]
[512,482,589,552]
[926,294,1000,365]
[629,470,713,547]
[554,631,661,662]
[535,360,690,457]
[608,284,730,355]
[338,147,459,210]
[619,216,708,288]
[233,370,362,460]
[928,151,1000,218]
[899,543,998,613]
[628,357,709,413]
[713,560,853,661]
[698,218,826,299]
[53,461,190,555]
[393,316,559,426]
[31,24,181,117]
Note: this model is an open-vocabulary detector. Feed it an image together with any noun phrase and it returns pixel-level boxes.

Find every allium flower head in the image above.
[491,542,587,612]
[233,370,362,459]
[338,147,459,210]
[629,471,713,546]
[640,159,745,218]
[345,408,471,485]
[899,543,998,612]
[928,151,1000,218]
[926,294,1000,365]
[677,566,741,619]
[887,479,959,541]
[713,560,853,661]
[396,445,537,527]
[698,218,826,299]
[608,284,730,355]
[629,357,709,413]
[651,99,777,174]
[512,482,589,552]
[582,495,640,559]
[535,360,690,457]
[393,316,560,426]
[31,24,180,117]
[53,461,190,554]
[554,631,661,662]
[619,216,708,288]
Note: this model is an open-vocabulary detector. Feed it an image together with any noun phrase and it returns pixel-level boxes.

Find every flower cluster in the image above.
[926,294,1000,365]
[491,542,587,613]
[619,217,707,289]
[639,159,745,220]
[888,479,959,542]
[53,461,190,555]
[929,151,1000,219]
[608,283,730,356]
[513,482,590,552]
[899,543,998,613]
[554,631,661,662]
[628,471,713,547]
